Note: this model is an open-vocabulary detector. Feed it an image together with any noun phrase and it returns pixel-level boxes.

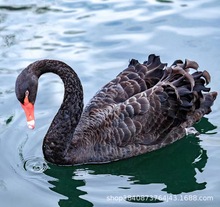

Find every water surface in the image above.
[0,0,220,206]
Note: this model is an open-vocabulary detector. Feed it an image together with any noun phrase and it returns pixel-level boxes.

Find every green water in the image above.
[0,0,220,206]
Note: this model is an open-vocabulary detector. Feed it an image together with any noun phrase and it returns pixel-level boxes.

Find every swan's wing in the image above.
[112,65,216,148]
[86,54,167,111]
[83,55,216,148]
[113,82,215,147]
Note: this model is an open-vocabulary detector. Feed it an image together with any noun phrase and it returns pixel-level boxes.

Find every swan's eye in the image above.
[25,90,29,97]
[24,90,30,104]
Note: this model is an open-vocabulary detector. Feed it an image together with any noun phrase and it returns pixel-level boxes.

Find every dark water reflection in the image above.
[44,118,215,206]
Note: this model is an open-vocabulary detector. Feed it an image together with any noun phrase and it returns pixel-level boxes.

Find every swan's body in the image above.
[15,54,217,165]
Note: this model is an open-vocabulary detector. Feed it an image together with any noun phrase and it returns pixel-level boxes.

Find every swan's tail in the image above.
[146,57,217,147]
[156,57,217,127]
[129,54,217,125]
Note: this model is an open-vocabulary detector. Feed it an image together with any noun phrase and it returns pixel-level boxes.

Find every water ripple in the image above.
[23,157,48,173]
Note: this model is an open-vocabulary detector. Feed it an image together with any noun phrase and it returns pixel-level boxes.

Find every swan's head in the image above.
[15,68,38,129]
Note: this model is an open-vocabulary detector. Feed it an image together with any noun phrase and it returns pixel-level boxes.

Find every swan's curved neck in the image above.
[30,60,84,164]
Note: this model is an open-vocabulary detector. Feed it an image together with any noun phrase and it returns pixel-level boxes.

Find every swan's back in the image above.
[71,54,217,164]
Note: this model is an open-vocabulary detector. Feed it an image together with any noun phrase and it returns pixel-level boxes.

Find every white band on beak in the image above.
[27,120,35,129]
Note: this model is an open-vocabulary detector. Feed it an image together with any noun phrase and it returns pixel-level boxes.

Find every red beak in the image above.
[21,95,35,129]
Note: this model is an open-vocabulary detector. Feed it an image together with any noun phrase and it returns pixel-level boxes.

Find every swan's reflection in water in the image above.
[44,117,216,206]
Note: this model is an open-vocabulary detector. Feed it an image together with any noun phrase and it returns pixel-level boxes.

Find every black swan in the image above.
[15,54,217,165]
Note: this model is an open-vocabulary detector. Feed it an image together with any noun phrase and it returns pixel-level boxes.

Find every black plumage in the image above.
[15,54,217,165]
